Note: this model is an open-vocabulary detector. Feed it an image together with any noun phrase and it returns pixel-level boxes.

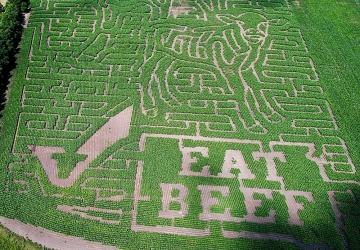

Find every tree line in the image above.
[0,0,30,113]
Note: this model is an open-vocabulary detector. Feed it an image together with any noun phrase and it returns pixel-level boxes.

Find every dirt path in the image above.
[0,216,118,250]
[168,0,192,17]
[30,105,133,187]
[23,13,30,27]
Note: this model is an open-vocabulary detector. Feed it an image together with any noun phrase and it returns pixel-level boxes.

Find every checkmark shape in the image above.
[29,106,133,188]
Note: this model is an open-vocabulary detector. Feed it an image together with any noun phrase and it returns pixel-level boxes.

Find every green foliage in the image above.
[0,0,30,111]
[0,0,359,249]
[0,225,42,250]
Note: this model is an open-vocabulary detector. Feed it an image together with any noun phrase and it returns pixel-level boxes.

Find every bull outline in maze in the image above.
[140,10,283,134]
[216,12,284,132]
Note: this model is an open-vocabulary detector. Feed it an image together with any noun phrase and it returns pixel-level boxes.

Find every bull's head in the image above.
[217,12,269,46]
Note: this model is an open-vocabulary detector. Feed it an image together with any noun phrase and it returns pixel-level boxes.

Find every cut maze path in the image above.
[0,0,359,249]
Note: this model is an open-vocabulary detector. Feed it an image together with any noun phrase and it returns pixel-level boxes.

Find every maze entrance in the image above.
[0,0,359,249]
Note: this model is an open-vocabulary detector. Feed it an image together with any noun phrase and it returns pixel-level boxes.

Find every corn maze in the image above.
[0,0,359,249]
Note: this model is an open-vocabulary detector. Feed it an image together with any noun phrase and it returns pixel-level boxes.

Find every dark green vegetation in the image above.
[0,0,359,249]
[0,225,41,250]
[0,3,5,13]
[0,0,30,117]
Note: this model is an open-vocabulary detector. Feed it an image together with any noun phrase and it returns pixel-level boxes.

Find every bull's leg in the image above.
[245,44,284,124]
[243,88,267,134]
[140,53,162,117]
[212,39,266,134]
[242,65,283,124]
[156,57,181,107]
